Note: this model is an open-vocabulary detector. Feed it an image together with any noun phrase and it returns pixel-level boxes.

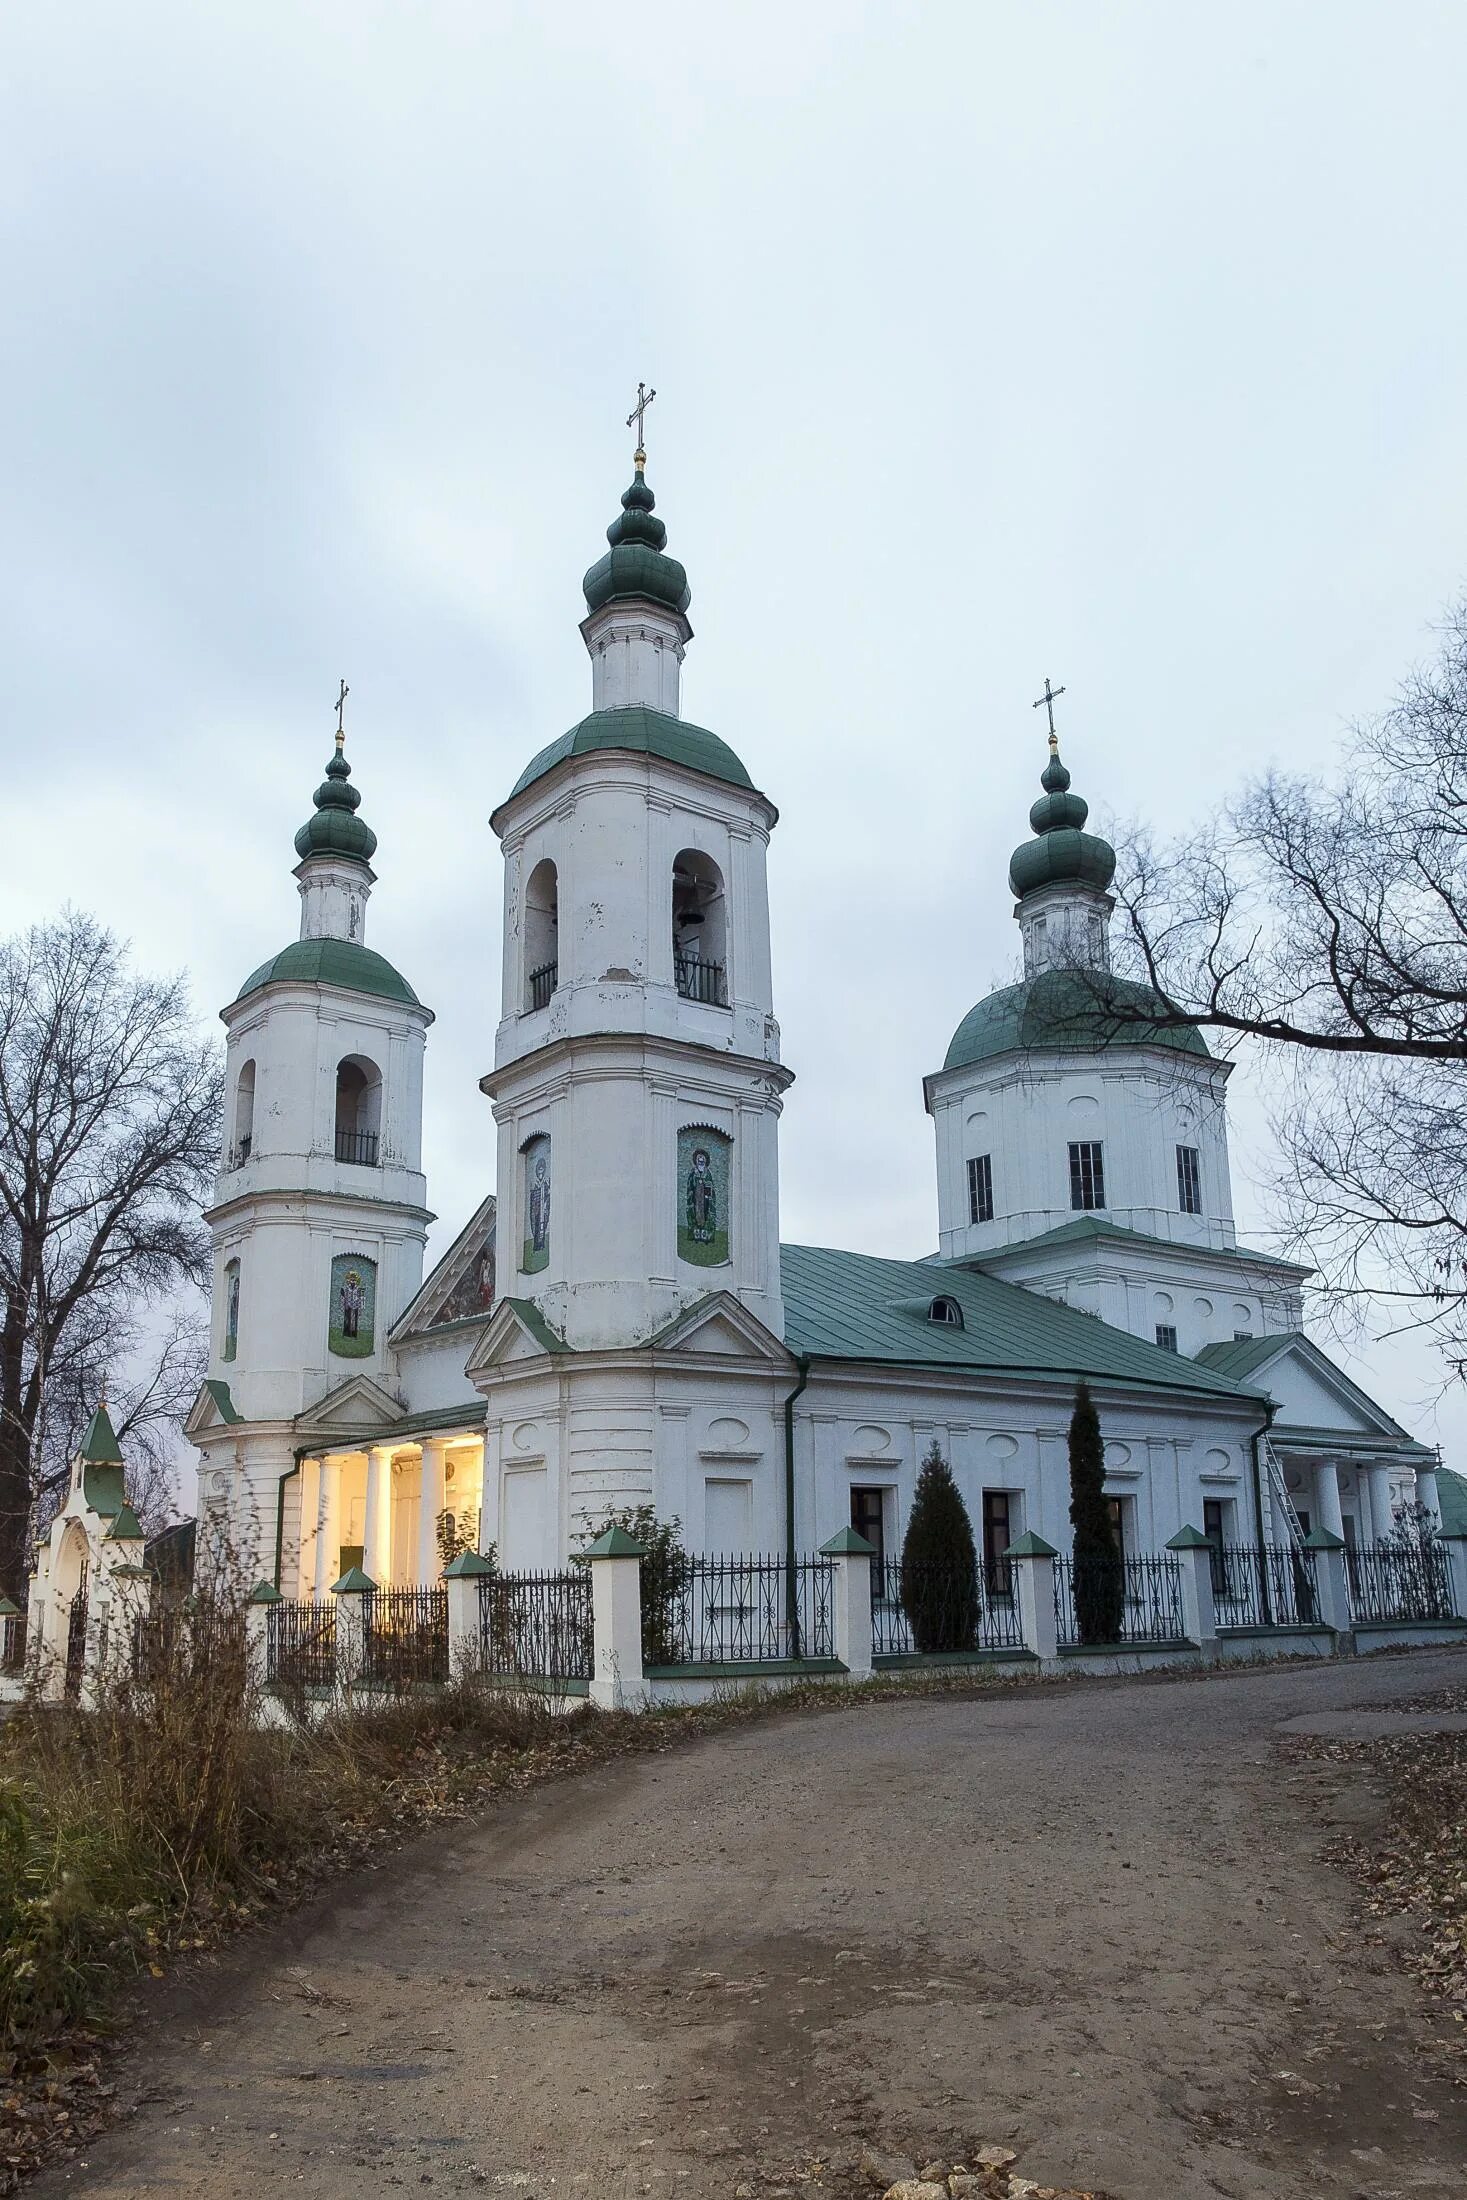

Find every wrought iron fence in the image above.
[478,1570,592,1681]
[1347,1540,1458,1625]
[64,1586,88,1700]
[131,1605,248,1684]
[266,1597,337,1689]
[656,1553,834,1666]
[527,960,558,1012]
[1211,1544,1320,1629]
[872,1556,1024,1654]
[1053,1551,1187,1647]
[674,955,728,1007]
[0,1611,25,1675]
[335,1128,380,1166]
[363,1586,448,1687]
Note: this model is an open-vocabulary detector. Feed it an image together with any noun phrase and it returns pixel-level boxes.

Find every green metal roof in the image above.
[1194,1333,1303,1379]
[1008,743,1117,901]
[979,1217,1310,1277]
[1439,1469,1467,1535]
[944,969,1210,1073]
[232,937,421,1010]
[1195,1332,1429,1452]
[780,1242,1265,1401]
[80,1403,124,1464]
[581,467,692,617]
[294,742,377,867]
[499,1298,573,1355]
[505,707,754,807]
[202,1378,243,1425]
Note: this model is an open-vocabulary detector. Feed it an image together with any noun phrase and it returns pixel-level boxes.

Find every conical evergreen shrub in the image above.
[1068,1381,1124,1644]
[900,1440,980,1653]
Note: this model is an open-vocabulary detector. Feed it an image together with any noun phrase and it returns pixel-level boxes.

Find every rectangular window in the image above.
[1155,1323,1178,1353]
[1106,1494,1127,1565]
[1069,1141,1106,1211]
[1176,1144,1202,1214]
[982,1490,1013,1600]
[1233,1330,1253,1342]
[850,1486,887,1574]
[1203,1497,1229,1598]
[967,1153,994,1224]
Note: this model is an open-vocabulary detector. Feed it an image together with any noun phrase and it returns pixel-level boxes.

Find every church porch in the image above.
[292,1433,485,1594]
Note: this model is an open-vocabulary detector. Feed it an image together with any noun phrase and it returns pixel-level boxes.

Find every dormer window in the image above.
[928,1295,964,1328]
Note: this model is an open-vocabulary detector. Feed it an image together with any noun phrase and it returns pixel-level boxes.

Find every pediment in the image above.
[390,1193,497,1342]
[184,1378,244,1439]
[651,1292,793,1366]
[294,1374,405,1444]
[464,1295,570,1376]
[1251,1338,1413,1443]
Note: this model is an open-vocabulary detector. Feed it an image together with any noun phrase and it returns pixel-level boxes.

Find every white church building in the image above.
[186,441,1439,1597]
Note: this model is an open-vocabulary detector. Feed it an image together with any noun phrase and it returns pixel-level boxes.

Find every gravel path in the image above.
[32,1649,1467,2200]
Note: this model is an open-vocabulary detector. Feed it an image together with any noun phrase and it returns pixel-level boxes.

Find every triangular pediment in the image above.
[294,1374,406,1445]
[650,1292,793,1366]
[464,1295,571,1376]
[1245,1336,1417,1444]
[390,1193,497,1342]
[184,1377,244,1439]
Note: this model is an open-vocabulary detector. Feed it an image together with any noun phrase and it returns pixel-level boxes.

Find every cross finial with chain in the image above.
[1032,675,1066,746]
[334,677,350,753]
[626,380,656,471]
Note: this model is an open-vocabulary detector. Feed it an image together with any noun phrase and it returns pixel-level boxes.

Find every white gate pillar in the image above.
[820,1527,875,1680]
[1166,1526,1220,1660]
[444,1549,494,1675]
[1304,1528,1352,1638]
[1006,1532,1059,1663]
[586,1525,649,1711]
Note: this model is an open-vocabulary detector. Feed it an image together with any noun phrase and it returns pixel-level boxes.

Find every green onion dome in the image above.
[1008,738,1116,900]
[582,466,692,617]
[944,968,1210,1070]
[293,740,378,867]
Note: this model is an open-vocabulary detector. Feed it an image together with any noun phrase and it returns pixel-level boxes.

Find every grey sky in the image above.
[4,4,1465,1456]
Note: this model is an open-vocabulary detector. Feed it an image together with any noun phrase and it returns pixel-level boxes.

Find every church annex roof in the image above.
[943,969,1211,1072]
[231,937,422,1011]
[976,1216,1311,1277]
[1194,1331,1431,1454]
[504,705,756,808]
[780,1243,1266,1402]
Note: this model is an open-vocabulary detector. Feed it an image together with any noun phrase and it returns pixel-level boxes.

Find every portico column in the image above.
[313,1455,343,1599]
[417,1439,449,1583]
[1366,1461,1396,1545]
[1415,1462,1442,1531]
[1313,1460,1345,1543]
[364,1446,394,1584]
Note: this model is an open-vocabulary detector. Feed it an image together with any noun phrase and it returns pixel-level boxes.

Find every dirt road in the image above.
[32,1650,1467,2200]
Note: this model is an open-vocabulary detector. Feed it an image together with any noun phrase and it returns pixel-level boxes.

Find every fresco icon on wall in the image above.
[433,1227,497,1325]
[521,1136,551,1274]
[328,1252,377,1358]
[223,1259,240,1363]
[678,1126,731,1267]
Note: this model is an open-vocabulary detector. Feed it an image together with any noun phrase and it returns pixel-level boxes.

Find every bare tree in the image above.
[0,913,222,1596]
[1093,600,1467,1360]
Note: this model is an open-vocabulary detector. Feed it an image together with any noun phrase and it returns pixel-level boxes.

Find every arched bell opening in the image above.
[672,849,728,1007]
[335,1055,383,1166]
[524,859,559,1011]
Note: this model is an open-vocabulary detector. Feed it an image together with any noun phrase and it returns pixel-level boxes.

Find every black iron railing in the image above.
[64,1588,88,1700]
[362,1586,449,1686]
[1054,1552,1186,1647]
[131,1606,248,1685]
[872,1556,1023,1654]
[527,960,558,1012]
[478,1570,592,1681]
[266,1597,337,1689]
[1212,1543,1320,1629]
[656,1553,834,1666]
[335,1128,380,1166]
[1347,1540,1458,1625]
[674,955,728,1007]
[227,1135,253,1168]
[0,1611,26,1675]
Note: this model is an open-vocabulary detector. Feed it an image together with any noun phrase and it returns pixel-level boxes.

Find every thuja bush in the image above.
[1068,1381,1124,1645]
[899,1441,980,1653]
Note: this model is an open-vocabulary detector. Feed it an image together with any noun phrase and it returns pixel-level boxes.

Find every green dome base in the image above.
[233,938,421,1010]
[944,968,1209,1072]
[505,706,755,806]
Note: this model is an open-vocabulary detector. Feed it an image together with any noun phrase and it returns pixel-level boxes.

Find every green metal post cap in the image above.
[247,1579,283,1605]
[818,1526,876,1557]
[1303,1527,1346,1551]
[331,1565,377,1594]
[0,1592,21,1618]
[1166,1525,1214,1551]
[583,1525,649,1560]
[443,1550,496,1578]
[1005,1530,1059,1559]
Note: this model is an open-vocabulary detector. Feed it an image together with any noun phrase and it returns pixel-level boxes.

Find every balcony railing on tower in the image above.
[226,1135,252,1168]
[674,954,728,1007]
[527,960,558,1012]
[335,1129,380,1166]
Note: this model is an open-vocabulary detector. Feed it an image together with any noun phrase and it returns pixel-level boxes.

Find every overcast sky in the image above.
[3,2,1465,1459]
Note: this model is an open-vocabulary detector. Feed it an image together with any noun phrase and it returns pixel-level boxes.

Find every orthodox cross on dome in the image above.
[626,380,656,469]
[1032,676,1066,745]
[334,677,350,753]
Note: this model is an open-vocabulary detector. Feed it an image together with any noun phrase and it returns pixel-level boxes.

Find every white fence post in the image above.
[331,1565,374,1689]
[819,1527,874,1680]
[585,1525,648,1711]
[444,1550,494,1675]
[1166,1526,1219,1660]
[1007,1532,1060,1662]
[1439,1535,1467,1620]
[1304,1529,1352,1639]
[246,1579,280,1687]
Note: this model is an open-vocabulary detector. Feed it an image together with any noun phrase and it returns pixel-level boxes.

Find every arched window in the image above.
[672,850,728,1007]
[232,1060,256,1165]
[222,1258,241,1363]
[524,858,559,1011]
[335,1055,382,1166]
[928,1295,964,1328]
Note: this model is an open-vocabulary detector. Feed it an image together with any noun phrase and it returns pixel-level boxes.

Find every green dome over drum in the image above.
[294,739,378,868]
[1008,738,1116,901]
[582,467,692,617]
[944,968,1210,1071]
[505,705,754,805]
[232,938,421,1011]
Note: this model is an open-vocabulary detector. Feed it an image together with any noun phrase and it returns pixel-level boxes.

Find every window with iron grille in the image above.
[967,1153,993,1224]
[1155,1323,1178,1352]
[982,1490,1013,1599]
[1069,1141,1105,1210]
[1176,1144,1202,1213]
[850,1486,886,1572]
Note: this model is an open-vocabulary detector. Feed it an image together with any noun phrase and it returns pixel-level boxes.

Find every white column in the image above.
[313,1455,343,1597]
[417,1439,448,1583]
[363,1446,393,1583]
[297,1456,321,1596]
[1313,1460,1345,1542]
[1415,1463,1442,1531]
[1366,1461,1395,1545]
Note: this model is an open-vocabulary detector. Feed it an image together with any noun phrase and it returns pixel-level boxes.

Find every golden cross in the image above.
[1031,676,1066,740]
[335,677,350,752]
[626,380,656,458]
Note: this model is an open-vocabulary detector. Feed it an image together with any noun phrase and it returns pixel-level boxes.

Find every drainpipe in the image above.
[1249,1405,1276,1624]
[782,1355,811,1658]
[273,1450,309,1592]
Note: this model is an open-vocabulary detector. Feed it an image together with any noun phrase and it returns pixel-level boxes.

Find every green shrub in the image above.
[1068,1381,1124,1644]
[576,1504,691,1667]
[899,1441,980,1653]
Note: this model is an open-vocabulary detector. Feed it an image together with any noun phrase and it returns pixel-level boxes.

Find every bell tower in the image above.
[483,435,791,1351]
